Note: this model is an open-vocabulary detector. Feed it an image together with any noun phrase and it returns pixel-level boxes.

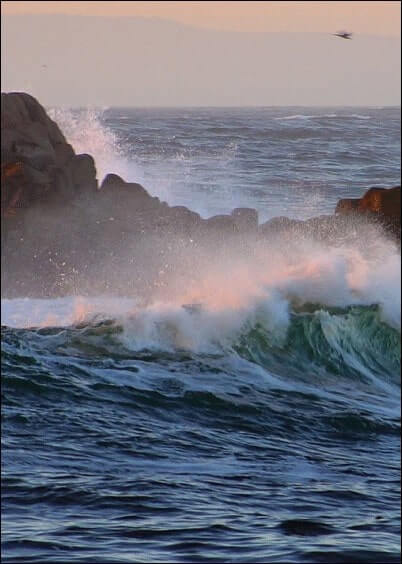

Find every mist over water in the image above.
[2,106,400,564]
[47,107,139,184]
[38,105,401,326]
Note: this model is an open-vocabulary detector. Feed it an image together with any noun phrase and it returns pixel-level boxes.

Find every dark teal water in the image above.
[2,304,401,563]
[2,107,401,563]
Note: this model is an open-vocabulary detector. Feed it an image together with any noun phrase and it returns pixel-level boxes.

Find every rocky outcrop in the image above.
[335,186,401,237]
[1,92,400,300]
[1,92,98,216]
[231,208,259,233]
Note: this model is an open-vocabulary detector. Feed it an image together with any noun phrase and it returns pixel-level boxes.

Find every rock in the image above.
[206,214,238,234]
[100,173,148,197]
[259,216,303,238]
[231,207,258,233]
[335,198,360,214]
[70,154,98,195]
[358,186,400,218]
[166,206,202,234]
[54,142,75,167]
[100,173,127,190]
[335,185,400,238]
[1,92,99,215]
[169,205,201,222]
[1,92,65,148]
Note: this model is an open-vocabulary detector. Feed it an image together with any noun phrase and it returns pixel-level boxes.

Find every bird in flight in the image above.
[333,31,352,40]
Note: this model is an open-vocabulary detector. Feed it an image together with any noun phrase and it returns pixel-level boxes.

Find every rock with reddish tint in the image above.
[335,198,360,214]
[358,186,400,217]
[1,91,99,215]
[335,186,400,238]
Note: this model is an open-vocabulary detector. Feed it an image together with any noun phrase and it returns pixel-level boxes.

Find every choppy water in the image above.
[2,107,401,563]
[50,105,401,221]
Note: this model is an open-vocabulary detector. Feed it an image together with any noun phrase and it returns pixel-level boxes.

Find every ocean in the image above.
[2,106,401,563]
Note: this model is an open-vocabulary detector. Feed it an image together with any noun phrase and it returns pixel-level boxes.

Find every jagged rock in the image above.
[98,173,162,219]
[335,186,400,237]
[359,186,400,218]
[1,92,99,215]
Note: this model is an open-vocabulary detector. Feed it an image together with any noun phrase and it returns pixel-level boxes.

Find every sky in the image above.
[2,1,400,36]
[1,1,401,106]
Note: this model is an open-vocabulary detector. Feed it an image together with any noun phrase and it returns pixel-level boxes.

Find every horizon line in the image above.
[43,104,402,110]
[3,93,400,110]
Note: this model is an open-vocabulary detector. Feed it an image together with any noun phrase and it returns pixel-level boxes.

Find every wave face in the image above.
[3,295,401,563]
[2,106,401,564]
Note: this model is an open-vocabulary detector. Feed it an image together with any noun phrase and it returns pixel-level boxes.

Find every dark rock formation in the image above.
[334,198,360,214]
[1,92,400,301]
[259,216,304,238]
[1,92,98,215]
[231,207,259,234]
[335,186,401,238]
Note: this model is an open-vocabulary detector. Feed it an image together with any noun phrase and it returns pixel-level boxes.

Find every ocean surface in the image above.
[2,107,401,563]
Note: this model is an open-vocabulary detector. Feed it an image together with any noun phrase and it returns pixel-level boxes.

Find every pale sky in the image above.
[1,1,401,36]
[1,3,401,107]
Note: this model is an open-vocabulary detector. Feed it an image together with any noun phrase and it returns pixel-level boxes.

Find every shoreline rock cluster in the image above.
[1,92,400,300]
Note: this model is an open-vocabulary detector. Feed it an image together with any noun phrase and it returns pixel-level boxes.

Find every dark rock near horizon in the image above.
[335,186,401,238]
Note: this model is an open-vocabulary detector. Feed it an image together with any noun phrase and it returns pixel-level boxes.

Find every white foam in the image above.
[275,114,315,121]
[115,288,290,354]
[275,113,371,121]
[350,114,371,120]
[1,296,138,329]
[2,236,400,345]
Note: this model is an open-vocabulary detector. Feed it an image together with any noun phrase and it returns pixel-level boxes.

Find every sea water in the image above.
[2,107,401,563]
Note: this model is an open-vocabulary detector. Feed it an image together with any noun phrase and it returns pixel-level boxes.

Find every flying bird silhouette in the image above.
[333,31,352,40]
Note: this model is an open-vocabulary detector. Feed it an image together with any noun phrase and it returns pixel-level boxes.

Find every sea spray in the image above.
[47,107,143,185]
[2,229,400,333]
[1,238,399,398]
